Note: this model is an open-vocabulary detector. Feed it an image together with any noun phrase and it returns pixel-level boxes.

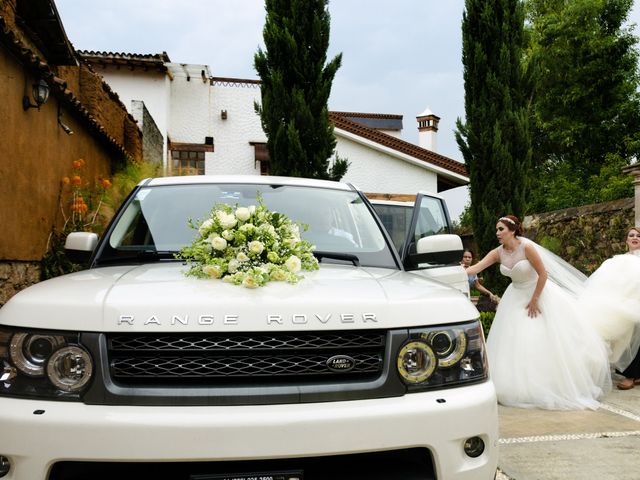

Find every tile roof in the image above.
[16,0,76,65]
[329,112,467,180]
[0,16,134,157]
[210,76,261,87]
[78,50,170,72]
[331,111,404,121]
[331,111,403,132]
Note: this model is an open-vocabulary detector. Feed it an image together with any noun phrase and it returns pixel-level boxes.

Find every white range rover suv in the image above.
[0,175,498,480]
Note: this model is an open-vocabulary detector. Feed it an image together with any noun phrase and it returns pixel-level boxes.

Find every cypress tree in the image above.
[254,0,348,180]
[455,0,532,288]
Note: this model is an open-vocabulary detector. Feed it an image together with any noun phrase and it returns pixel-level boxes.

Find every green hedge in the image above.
[479,311,495,338]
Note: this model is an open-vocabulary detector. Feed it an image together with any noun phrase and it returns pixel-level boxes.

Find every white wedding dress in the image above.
[486,242,612,410]
[579,251,640,371]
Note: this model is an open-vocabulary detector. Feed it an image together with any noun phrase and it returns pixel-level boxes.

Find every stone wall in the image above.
[0,261,41,307]
[132,100,164,164]
[523,197,635,274]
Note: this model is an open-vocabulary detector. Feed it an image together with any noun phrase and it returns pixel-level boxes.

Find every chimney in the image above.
[417,107,440,152]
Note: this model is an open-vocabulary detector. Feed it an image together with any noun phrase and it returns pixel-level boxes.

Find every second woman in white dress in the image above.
[466,215,611,410]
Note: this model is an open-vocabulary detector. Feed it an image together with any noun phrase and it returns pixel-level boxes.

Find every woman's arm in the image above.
[465,248,499,276]
[473,278,492,297]
[524,243,547,317]
[473,278,500,303]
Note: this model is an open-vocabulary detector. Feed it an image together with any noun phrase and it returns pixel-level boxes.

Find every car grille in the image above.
[107,332,385,385]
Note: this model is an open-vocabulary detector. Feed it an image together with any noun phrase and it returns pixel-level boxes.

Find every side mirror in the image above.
[64,232,99,264]
[406,234,463,269]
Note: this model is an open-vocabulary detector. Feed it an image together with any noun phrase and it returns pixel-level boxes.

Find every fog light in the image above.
[463,436,485,458]
[0,455,10,477]
[46,345,93,392]
[397,340,436,384]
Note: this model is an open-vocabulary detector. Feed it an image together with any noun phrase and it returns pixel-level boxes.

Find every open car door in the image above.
[400,193,469,296]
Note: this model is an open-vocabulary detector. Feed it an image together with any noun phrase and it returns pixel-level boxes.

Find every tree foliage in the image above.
[525,0,640,211]
[455,0,532,288]
[254,0,348,180]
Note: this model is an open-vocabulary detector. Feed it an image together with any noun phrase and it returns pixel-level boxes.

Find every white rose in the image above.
[285,255,301,273]
[228,259,240,273]
[289,224,300,240]
[242,275,258,289]
[248,241,264,255]
[270,267,287,281]
[216,211,237,229]
[237,252,250,263]
[202,264,222,279]
[235,207,250,222]
[198,219,214,235]
[211,236,227,251]
[259,224,277,237]
[248,205,256,216]
[221,230,234,241]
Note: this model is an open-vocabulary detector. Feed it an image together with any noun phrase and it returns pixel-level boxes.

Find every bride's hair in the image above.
[498,215,523,236]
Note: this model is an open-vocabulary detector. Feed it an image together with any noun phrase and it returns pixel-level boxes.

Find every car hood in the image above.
[0,263,478,332]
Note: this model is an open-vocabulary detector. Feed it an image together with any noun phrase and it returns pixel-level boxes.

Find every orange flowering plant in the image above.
[43,158,112,279]
[59,158,111,232]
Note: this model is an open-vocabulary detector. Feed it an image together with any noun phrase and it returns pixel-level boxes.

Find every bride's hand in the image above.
[526,297,540,317]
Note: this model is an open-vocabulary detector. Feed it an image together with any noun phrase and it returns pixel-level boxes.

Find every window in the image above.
[171,150,205,175]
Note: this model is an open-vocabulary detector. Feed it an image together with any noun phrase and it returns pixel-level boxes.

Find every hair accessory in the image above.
[499,216,516,226]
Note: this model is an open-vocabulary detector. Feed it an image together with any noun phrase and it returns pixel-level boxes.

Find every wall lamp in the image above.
[23,79,50,111]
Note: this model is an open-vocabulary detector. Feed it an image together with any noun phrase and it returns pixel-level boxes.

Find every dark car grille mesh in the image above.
[107,332,386,386]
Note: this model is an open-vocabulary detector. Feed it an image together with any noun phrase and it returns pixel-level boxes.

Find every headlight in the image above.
[396,320,487,390]
[10,332,66,377]
[0,326,93,400]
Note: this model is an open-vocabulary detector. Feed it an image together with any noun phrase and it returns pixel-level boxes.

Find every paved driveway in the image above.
[497,373,640,479]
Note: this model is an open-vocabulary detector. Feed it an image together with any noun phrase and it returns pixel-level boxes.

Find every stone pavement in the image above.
[496,373,640,479]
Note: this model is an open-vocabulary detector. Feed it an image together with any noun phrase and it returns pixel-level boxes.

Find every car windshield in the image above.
[97,183,397,268]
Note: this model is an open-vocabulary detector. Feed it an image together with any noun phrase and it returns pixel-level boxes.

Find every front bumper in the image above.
[0,381,498,480]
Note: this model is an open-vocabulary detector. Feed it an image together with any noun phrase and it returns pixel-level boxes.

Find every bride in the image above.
[466,215,612,410]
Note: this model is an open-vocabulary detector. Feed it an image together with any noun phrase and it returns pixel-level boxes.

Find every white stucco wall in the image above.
[208,80,266,175]
[95,67,171,164]
[335,133,438,194]
[168,64,214,146]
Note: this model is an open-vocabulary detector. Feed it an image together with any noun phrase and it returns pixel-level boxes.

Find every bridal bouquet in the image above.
[177,198,319,288]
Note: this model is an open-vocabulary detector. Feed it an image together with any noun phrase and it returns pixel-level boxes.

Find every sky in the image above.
[55,0,640,220]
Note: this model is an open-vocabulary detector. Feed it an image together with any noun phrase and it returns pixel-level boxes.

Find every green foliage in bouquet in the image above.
[177,197,319,288]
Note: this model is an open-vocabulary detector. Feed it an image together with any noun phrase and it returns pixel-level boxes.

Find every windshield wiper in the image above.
[313,251,360,266]
[135,249,177,259]
[95,249,179,265]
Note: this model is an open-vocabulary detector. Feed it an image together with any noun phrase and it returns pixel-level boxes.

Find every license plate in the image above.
[191,471,303,480]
